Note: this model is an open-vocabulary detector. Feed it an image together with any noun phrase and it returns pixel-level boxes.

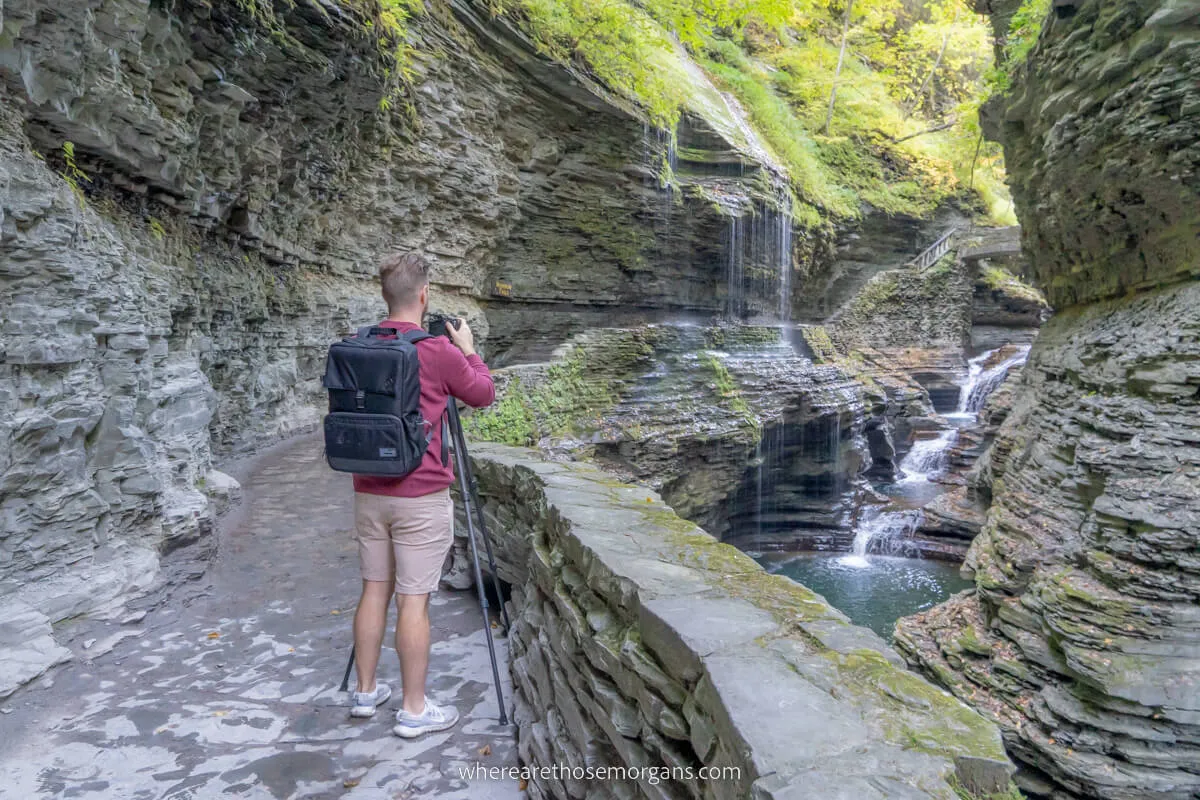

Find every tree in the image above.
[822,0,854,135]
[904,5,958,117]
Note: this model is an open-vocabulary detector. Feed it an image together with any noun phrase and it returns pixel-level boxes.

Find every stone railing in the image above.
[468,444,1013,800]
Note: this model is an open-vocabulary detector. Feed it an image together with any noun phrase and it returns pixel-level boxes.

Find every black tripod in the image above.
[339,398,510,726]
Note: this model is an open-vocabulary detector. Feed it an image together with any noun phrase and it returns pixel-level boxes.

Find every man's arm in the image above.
[443,319,495,408]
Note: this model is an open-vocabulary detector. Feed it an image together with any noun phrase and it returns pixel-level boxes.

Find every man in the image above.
[347,252,495,738]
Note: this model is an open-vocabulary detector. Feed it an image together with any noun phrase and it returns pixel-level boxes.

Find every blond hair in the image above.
[379,252,430,312]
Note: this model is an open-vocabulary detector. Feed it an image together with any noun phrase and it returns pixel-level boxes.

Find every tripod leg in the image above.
[340,645,356,693]
[447,403,511,632]
[449,407,509,726]
[469,478,511,631]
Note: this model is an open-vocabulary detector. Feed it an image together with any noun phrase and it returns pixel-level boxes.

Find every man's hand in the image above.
[445,317,476,357]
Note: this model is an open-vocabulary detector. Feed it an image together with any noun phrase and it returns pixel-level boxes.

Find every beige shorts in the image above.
[354,489,453,594]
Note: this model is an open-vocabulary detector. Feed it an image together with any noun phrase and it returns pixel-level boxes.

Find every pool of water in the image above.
[754,552,975,640]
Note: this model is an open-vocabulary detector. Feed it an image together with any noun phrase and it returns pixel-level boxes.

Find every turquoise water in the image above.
[754,552,974,640]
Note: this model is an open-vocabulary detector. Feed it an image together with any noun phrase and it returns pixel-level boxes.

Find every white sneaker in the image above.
[349,683,392,718]
[393,700,460,738]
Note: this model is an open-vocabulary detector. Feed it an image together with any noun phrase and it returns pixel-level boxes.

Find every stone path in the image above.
[0,436,522,799]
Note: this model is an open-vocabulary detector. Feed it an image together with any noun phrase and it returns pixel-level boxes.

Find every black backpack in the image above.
[322,325,440,477]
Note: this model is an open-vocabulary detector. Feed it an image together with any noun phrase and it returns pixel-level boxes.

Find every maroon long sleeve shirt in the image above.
[352,320,495,498]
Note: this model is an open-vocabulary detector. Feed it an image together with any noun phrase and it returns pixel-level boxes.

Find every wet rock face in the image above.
[466,324,871,545]
[897,8,1200,795]
[899,285,1200,798]
[997,0,1200,308]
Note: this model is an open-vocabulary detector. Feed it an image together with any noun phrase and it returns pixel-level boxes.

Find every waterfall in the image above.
[842,507,925,567]
[724,188,794,321]
[755,435,764,541]
[893,345,1030,484]
[642,124,677,266]
[828,413,844,498]
[777,192,794,321]
[896,429,958,484]
[956,346,1030,415]
[726,215,743,317]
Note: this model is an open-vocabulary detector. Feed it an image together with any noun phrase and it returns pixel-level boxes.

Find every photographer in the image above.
[347,252,494,738]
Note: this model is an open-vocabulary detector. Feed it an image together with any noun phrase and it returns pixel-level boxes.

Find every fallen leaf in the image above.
[206,632,220,639]
[288,647,295,653]
[331,610,341,616]
[213,711,229,717]
[343,778,360,788]
[519,778,528,790]
[478,744,491,757]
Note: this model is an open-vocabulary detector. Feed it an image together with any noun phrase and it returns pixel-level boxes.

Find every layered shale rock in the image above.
[464,325,871,547]
[0,0,821,685]
[898,2,1200,796]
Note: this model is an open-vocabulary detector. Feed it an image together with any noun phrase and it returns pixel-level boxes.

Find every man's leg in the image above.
[389,489,458,737]
[349,493,395,716]
[395,592,431,714]
[352,579,393,693]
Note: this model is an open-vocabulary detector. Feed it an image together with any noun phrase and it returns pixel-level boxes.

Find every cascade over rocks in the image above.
[897,2,1200,797]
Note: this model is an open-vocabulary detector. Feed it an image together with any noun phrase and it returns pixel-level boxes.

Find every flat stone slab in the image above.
[0,600,72,699]
[0,437,522,799]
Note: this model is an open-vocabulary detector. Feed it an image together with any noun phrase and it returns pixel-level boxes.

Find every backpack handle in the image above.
[355,325,434,343]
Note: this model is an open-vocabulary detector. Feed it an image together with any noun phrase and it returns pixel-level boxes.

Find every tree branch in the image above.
[891,119,957,143]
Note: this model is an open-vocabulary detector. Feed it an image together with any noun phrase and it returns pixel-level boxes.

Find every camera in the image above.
[426,312,462,339]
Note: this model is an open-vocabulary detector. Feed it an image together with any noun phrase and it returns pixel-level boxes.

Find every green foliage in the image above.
[489,0,698,128]
[463,377,538,446]
[59,141,89,208]
[700,41,856,217]
[700,352,755,425]
[527,350,614,431]
[985,0,1051,94]
[848,271,900,315]
[979,264,1045,305]
[230,0,422,113]
[496,0,1013,223]
[465,348,618,444]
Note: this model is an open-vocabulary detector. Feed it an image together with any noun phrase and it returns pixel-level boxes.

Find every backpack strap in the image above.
[441,415,450,468]
[400,329,449,466]
[402,330,435,344]
[355,326,437,342]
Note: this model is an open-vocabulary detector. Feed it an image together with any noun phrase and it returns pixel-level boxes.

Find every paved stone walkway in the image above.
[0,436,522,799]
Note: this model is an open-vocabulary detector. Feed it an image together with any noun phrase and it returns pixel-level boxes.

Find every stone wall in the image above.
[898,2,1200,797]
[468,444,1014,800]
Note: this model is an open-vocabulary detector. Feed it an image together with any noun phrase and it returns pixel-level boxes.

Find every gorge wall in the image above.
[897,1,1200,797]
[0,0,836,693]
[1,0,985,694]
